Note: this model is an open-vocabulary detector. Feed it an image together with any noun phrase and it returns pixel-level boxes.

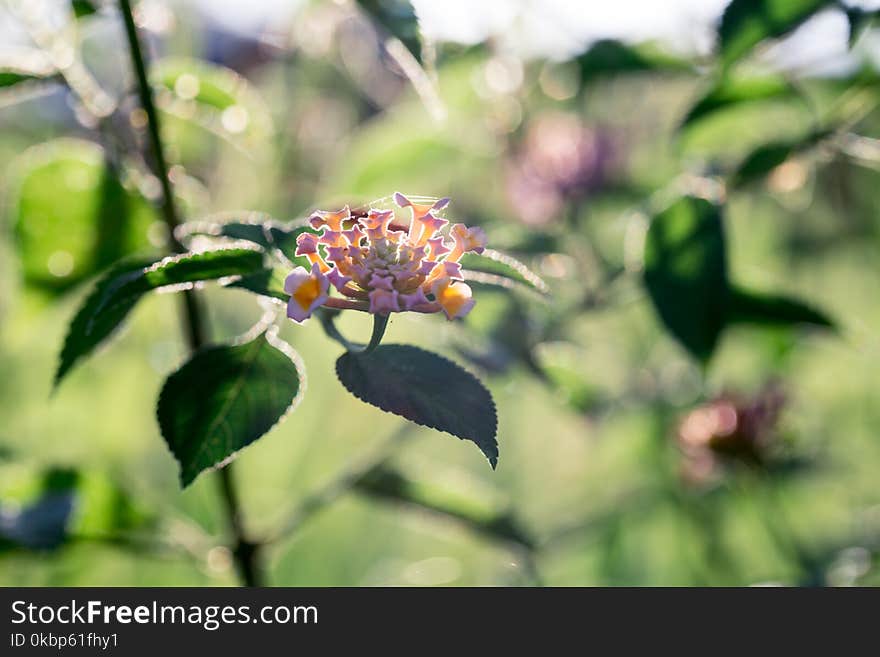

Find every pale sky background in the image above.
[182,0,880,74]
[1,0,879,74]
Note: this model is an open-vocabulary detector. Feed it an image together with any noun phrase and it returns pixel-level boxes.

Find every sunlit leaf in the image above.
[643,196,729,362]
[228,267,289,301]
[93,248,265,319]
[55,257,160,387]
[152,58,274,152]
[336,345,498,468]
[12,139,157,293]
[459,249,549,294]
[157,332,304,486]
[718,0,833,69]
[679,75,797,133]
[178,214,315,267]
[55,249,262,387]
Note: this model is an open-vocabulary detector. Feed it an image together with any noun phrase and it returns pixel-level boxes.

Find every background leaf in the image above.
[727,286,835,328]
[71,0,98,18]
[157,333,304,486]
[12,139,157,293]
[0,466,150,552]
[356,0,422,61]
[679,75,797,133]
[718,0,833,68]
[731,129,831,188]
[643,195,729,362]
[845,8,880,47]
[577,39,692,84]
[0,482,74,551]
[336,344,498,468]
[152,58,274,152]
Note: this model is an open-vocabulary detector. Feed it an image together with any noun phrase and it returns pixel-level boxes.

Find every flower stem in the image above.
[318,310,388,354]
[118,0,261,587]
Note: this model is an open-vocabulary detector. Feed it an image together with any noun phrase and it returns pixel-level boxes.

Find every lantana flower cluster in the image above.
[284,193,487,323]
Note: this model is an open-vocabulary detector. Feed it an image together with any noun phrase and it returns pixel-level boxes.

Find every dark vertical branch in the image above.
[117,0,262,586]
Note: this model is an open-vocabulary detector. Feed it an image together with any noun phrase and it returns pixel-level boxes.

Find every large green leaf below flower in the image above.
[336,345,498,468]
[157,333,304,487]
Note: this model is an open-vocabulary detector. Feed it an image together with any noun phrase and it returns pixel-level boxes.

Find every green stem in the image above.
[318,310,389,354]
[118,0,181,252]
[365,314,389,353]
[118,0,261,587]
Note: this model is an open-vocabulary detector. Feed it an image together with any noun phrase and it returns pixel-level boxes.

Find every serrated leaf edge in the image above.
[335,344,499,468]
[157,325,307,487]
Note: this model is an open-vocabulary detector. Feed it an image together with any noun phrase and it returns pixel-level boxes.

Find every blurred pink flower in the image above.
[505,112,617,226]
[677,384,787,486]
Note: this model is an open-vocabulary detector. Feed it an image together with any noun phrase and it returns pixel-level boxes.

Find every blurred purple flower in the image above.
[677,383,787,486]
[505,112,618,226]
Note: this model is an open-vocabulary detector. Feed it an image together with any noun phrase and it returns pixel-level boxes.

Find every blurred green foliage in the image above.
[1,0,879,586]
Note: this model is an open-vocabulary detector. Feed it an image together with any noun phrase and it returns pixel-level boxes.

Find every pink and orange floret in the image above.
[284,193,486,324]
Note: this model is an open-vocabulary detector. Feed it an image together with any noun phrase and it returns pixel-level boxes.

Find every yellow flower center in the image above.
[294,276,321,311]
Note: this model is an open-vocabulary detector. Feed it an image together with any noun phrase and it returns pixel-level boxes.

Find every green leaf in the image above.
[228,267,289,301]
[718,0,833,69]
[55,257,159,387]
[0,52,57,90]
[459,249,549,294]
[726,286,835,329]
[0,488,74,551]
[643,196,729,362]
[846,8,880,47]
[179,214,316,267]
[577,39,693,83]
[0,71,43,88]
[55,249,262,387]
[356,0,422,61]
[93,248,265,319]
[157,333,304,486]
[679,75,797,133]
[0,466,150,551]
[336,345,498,468]
[730,129,830,188]
[12,139,157,293]
[152,58,273,151]
[71,0,98,18]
